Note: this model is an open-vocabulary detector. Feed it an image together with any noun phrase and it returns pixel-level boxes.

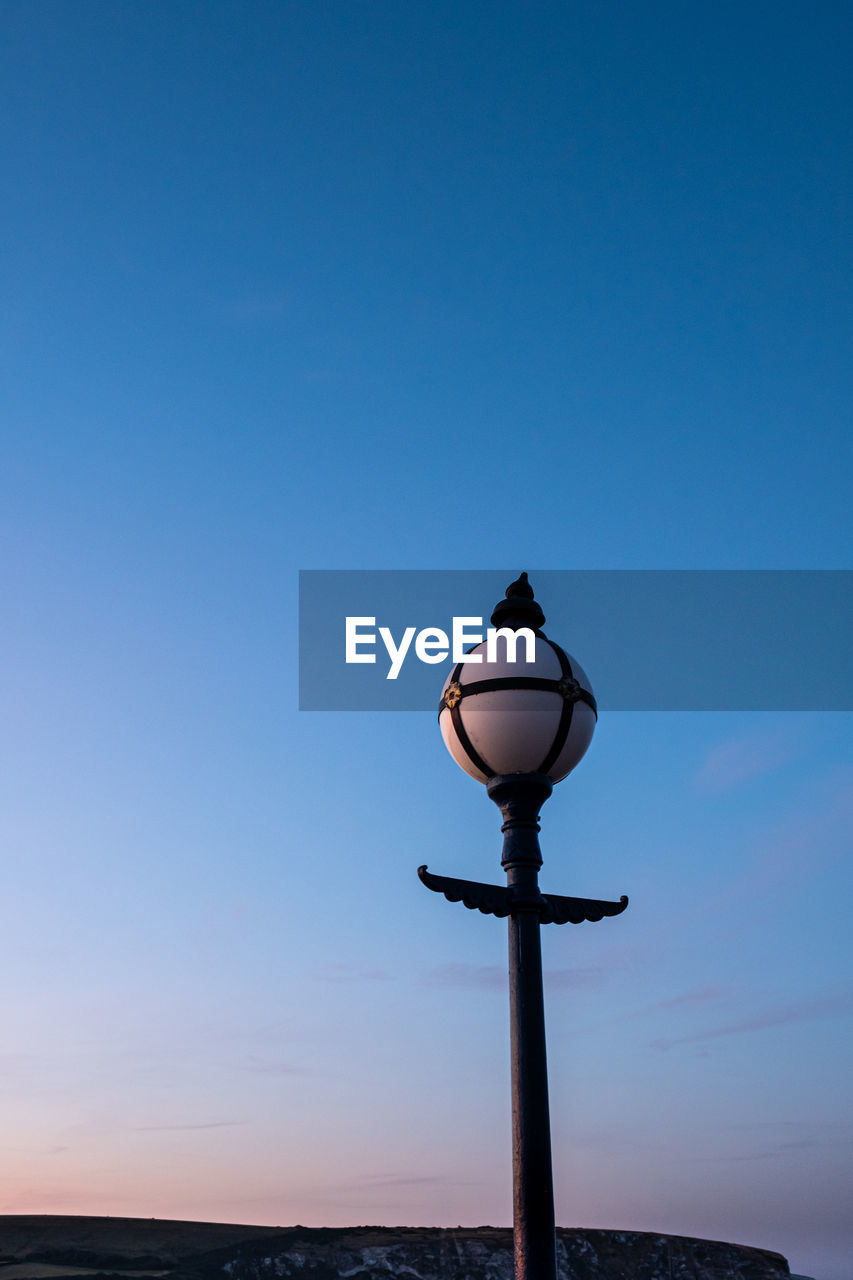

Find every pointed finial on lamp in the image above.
[506,571,534,599]
[490,571,546,631]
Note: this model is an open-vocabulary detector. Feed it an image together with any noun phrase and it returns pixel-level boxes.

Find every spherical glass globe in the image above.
[438,631,596,785]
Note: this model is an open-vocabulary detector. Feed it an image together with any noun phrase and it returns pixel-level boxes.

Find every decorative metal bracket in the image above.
[417,865,628,925]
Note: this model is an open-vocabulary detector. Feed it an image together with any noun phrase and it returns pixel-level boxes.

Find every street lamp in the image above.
[419,573,628,1280]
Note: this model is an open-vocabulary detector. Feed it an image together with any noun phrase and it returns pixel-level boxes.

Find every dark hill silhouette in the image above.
[0,1217,790,1280]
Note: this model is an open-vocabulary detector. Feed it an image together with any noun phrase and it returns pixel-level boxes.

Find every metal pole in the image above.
[488,774,557,1280]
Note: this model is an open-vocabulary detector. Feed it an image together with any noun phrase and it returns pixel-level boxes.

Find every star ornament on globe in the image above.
[438,573,597,785]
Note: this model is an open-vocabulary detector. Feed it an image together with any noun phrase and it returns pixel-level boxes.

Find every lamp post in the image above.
[419,573,628,1280]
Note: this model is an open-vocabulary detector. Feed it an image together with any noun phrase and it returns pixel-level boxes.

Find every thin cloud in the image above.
[133,1120,246,1131]
[652,984,732,1011]
[238,1058,314,1077]
[545,967,606,990]
[422,963,506,990]
[694,728,800,793]
[725,1118,853,1149]
[690,1150,781,1163]
[614,767,853,951]
[687,1136,822,1164]
[1,1185,117,1214]
[354,1173,451,1188]
[727,1118,806,1131]
[421,963,603,991]
[313,963,395,983]
[652,989,853,1050]
[728,1118,853,1135]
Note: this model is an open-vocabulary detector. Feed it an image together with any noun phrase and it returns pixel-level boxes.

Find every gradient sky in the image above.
[1,5,852,1280]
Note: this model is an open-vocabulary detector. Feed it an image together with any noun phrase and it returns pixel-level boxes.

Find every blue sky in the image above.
[1,4,851,1280]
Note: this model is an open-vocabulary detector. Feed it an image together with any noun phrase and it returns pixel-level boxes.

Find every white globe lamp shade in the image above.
[438,574,596,785]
